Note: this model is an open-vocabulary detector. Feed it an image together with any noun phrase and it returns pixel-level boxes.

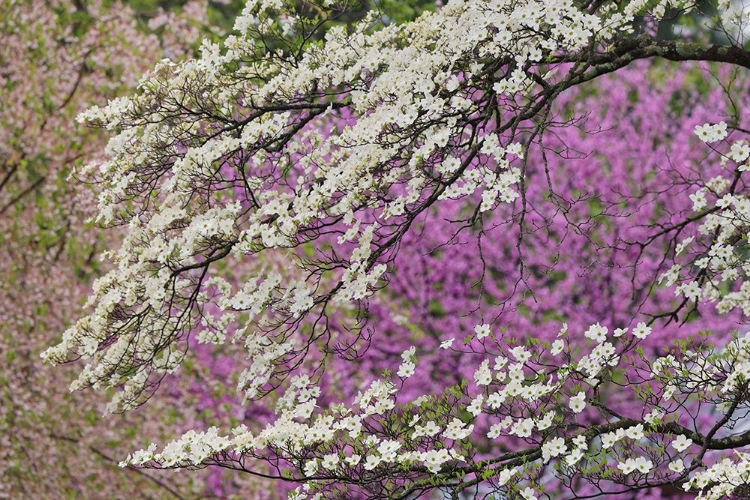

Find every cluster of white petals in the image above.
[120,320,750,497]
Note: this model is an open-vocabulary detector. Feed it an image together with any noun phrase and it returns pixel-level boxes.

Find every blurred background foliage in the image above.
[124,0,438,35]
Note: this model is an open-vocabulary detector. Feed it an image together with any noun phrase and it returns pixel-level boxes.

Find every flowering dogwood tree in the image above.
[46,0,750,498]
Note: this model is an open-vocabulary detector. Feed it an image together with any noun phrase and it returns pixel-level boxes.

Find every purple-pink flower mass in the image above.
[9,0,750,498]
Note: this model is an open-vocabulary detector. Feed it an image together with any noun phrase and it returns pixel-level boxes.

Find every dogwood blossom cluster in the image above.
[122,324,750,498]
[685,452,750,499]
[663,123,750,320]
[45,0,709,413]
